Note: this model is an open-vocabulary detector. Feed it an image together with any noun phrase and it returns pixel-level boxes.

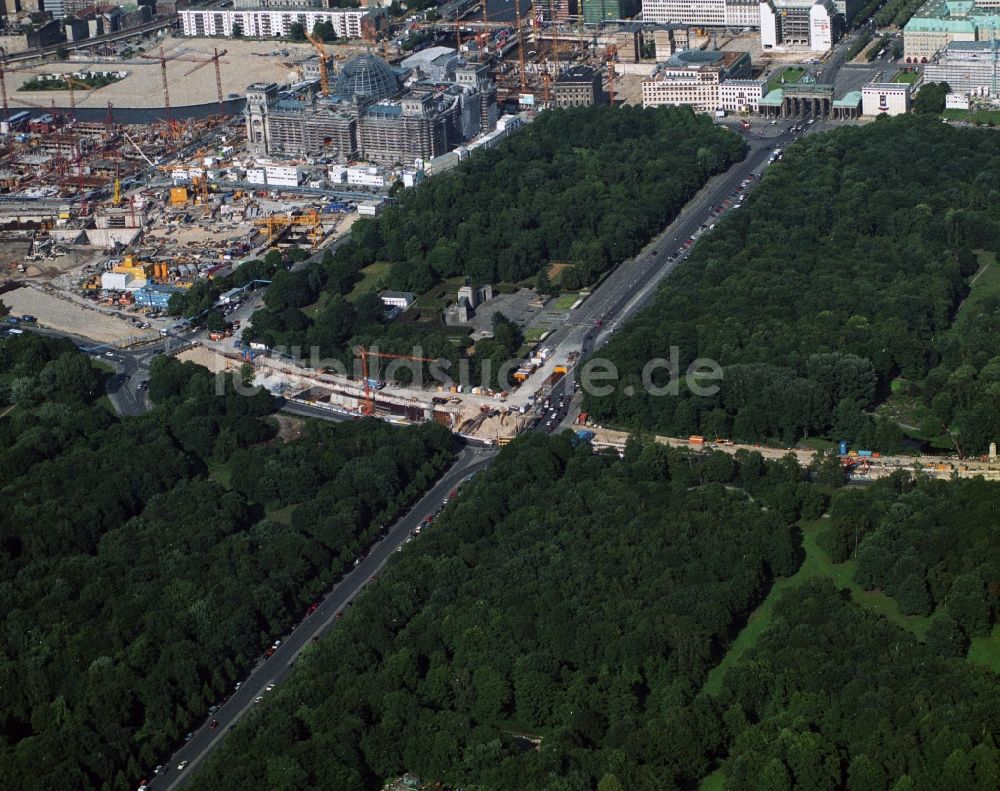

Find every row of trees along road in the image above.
[583,115,1000,455]
[0,335,454,790]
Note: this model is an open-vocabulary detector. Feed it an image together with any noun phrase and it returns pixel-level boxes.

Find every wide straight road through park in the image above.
[151,442,497,791]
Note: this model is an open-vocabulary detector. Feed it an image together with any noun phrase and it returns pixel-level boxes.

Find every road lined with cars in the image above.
[147,442,495,791]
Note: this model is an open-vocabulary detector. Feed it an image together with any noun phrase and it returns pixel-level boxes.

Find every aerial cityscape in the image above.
[1,0,999,788]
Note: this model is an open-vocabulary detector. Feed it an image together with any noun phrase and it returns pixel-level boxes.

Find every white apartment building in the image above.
[179,7,368,39]
[642,0,759,26]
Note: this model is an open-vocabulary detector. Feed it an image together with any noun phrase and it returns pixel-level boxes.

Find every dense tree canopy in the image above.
[824,475,1000,634]
[720,579,1000,790]
[584,116,1000,453]
[187,434,805,791]
[0,339,453,790]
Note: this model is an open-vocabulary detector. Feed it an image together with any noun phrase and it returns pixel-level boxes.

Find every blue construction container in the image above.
[838,440,848,455]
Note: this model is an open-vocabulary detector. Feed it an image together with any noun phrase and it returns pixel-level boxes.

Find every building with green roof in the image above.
[903,0,1000,62]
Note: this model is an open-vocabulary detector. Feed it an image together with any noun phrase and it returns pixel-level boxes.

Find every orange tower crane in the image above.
[355,347,439,416]
[514,0,528,94]
[181,48,228,119]
[304,31,330,97]
[548,0,562,63]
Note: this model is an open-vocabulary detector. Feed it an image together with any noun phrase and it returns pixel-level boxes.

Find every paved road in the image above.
[148,442,496,791]
[537,118,839,433]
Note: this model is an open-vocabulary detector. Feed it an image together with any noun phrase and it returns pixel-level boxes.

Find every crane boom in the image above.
[514,0,528,94]
[304,31,330,97]
[182,48,228,118]
[355,347,440,416]
[123,130,157,167]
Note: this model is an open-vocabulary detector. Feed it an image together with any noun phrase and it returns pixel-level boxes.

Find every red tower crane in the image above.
[354,347,439,416]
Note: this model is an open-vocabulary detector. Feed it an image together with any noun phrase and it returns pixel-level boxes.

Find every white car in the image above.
[265,683,275,692]
[177,760,189,771]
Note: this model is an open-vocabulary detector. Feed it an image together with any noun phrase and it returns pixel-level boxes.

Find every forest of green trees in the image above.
[236,107,744,369]
[720,579,1000,789]
[185,435,811,791]
[184,433,1000,791]
[823,475,999,637]
[583,116,1000,454]
[0,336,453,789]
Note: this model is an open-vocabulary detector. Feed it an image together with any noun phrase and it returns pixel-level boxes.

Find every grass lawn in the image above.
[891,70,919,84]
[414,276,465,314]
[698,768,726,791]
[523,327,549,343]
[302,290,328,318]
[552,292,582,310]
[703,519,931,696]
[207,461,232,490]
[767,66,806,93]
[266,503,296,525]
[968,624,1000,674]
[943,108,1000,125]
[347,261,392,303]
[956,251,1000,323]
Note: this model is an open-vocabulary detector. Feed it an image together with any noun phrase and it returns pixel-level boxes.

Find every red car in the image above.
[264,646,275,659]
[209,719,219,730]
[306,602,318,616]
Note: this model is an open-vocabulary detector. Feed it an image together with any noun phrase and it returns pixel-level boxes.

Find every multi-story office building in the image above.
[642,50,752,111]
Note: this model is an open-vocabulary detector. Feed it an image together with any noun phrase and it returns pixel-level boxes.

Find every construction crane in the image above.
[0,61,9,122]
[547,0,563,63]
[514,0,528,94]
[63,75,96,122]
[354,347,439,416]
[304,31,330,97]
[182,48,228,119]
[112,164,122,206]
[541,70,552,105]
[139,48,178,131]
[123,129,157,168]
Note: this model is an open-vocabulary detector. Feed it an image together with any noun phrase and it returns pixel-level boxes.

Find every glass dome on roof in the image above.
[335,54,399,102]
